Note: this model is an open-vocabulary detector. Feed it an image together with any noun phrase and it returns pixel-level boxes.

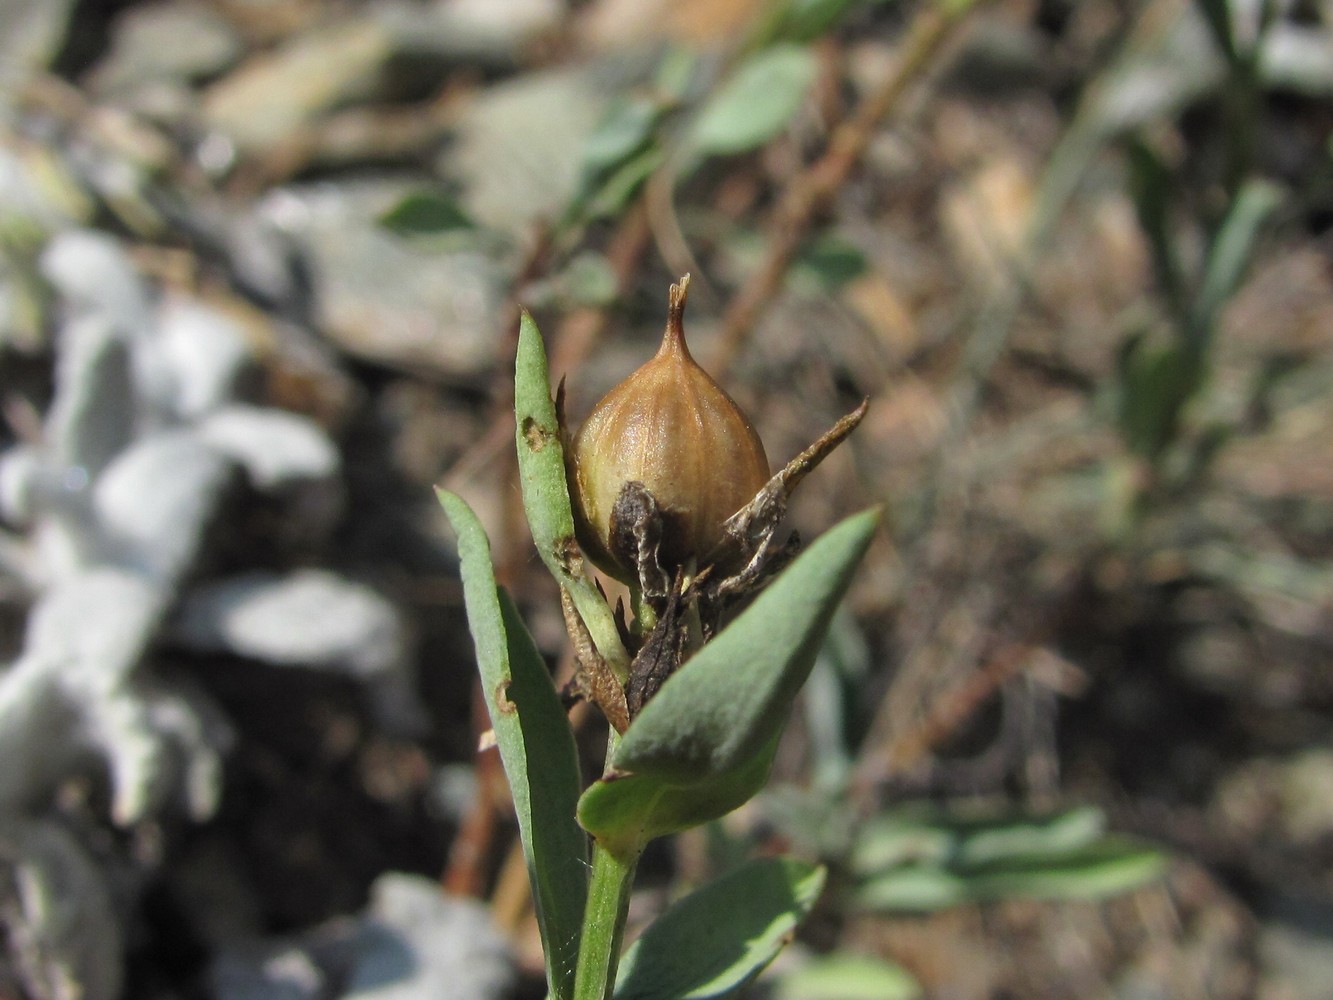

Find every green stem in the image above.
[569,581,633,684]
[573,838,639,1000]
[573,732,642,1000]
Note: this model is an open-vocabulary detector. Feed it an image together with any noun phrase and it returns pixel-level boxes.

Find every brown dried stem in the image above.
[709,3,977,378]
[548,198,652,379]
[869,640,1039,788]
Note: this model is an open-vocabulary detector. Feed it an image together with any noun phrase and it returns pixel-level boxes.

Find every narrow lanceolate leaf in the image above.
[953,838,1167,902]
[684,44,818,163]
[378,190,475,236]
[855,840,1167,911]
[854,831,1167,913]
[436,489,587,1000]
[849,806,1109,875]
[613,858,826,1000]
[849,807,1166,914]
[514,310,631,679]
[774,954,921,1000]
[1190,177,1283,344]
[614,508,880,785]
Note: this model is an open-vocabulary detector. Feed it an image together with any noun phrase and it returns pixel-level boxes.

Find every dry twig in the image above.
[710,3,978,378]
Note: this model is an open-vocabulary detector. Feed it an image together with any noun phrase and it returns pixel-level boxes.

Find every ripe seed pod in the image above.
[570,275,769,582]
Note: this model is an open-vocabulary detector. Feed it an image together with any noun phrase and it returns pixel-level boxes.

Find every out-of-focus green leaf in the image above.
[561,252,619,307]
[1127,140,1186,322]
[581,96,666,180]
[613,858,826,1000]
[614,508,880,785]
[852,806,1108,875]
[801,609,869,791]
[584,146,666,221]
[970,838,1168,899]
[655,45,699,101]
[1189,543,1333,608]
[435,490,586,999]
[379,190,474,236]
[721,230,869,296]
[857,838,1167,911]
[1194,0,1237,63]
[952,805,1107,866]
[848,815,951,875]
[750,0,866,47]
[760,785,861,859]
[775,954,921,1000]
[856,865,970,911]
[685,44,818,162]
[793,236,870,294]
[1191,177,1283,342]
[1030,4,1226,247]
[566,90,675,226]
[1116,333,1199,459]
[850,806,1167,913]
[936,0,985,15]
[524,253,621,311]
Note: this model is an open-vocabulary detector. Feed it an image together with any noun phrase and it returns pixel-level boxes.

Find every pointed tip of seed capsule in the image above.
[660,273,693,360]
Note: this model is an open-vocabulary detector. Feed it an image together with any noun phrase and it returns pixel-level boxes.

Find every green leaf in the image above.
[851,806,1168,913]
[614,508,880,785]
[936,0,985,15]
[685,44,818,161]
[579,735,779,857]
[962,838,1168,901]
[1190,177,1283,343]
[435,490,587,999]
[566,95,671,226]
[850,806,1108,874]
[1194,0,1237,64]
[857,839,1167,911]
[560,252,620,308]
[750,0,865,47]
[1127,140,1187,323]
[1029,3,1228,248]
[581,95,667,180]
[949,806,1108,866]
[613,858,826,1000]
[775,954,921,1000]
[793,236,870,294]
[719,230,867,296]
[379,190,475,236]
[514,311,631,679]
[584,145,666,221]
[1116,333,1199,459]
[654,44,699,102]
[855,865,970,911]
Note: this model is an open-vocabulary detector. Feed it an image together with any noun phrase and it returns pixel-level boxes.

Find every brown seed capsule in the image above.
[570,275,769,582]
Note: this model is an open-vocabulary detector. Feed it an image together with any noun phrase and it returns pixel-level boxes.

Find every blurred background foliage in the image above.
[1,0,1331,997]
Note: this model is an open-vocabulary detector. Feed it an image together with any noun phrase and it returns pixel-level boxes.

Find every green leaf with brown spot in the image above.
[436,489,587,999]
[514,311,631,680]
